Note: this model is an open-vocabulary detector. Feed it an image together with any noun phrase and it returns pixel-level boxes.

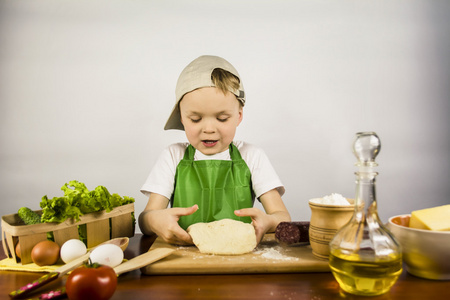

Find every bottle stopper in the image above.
[353,132,381,171]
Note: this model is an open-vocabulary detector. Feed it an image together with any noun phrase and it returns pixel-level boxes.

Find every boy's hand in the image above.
[234,208,271,244]
[235,189,291,244]
[142,204,199,245]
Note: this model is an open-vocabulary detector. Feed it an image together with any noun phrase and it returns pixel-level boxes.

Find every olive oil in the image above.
[329,249,402,296]
[329,132,403,296]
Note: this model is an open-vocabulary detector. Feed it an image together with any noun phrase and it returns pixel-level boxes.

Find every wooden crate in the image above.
[1,203,135,264]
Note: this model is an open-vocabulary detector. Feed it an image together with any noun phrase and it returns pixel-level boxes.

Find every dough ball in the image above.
[187,219,257,255]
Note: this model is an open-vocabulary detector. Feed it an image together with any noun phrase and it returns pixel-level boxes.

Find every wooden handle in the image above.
[55,237,127,275]
[57,252,91,275]
[114,248,174,275]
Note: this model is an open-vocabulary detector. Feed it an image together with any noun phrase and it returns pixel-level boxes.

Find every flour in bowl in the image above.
[309,193,350,205]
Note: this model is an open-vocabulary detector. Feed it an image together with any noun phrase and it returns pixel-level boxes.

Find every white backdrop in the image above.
[1,0,449,234]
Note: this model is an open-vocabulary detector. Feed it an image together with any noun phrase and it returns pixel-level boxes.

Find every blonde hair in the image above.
[211,68,241,101]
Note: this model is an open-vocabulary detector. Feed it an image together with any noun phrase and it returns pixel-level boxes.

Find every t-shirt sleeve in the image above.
[236,142,285,199]
[140,143,187,199]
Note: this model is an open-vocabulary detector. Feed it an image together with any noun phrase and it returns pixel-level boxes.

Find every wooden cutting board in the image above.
[141,234,330,275]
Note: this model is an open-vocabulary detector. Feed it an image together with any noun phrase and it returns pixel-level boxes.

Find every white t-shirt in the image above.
[140,141,285,201]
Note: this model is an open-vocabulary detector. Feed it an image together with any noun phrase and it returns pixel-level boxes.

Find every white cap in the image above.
[164,55,245,131]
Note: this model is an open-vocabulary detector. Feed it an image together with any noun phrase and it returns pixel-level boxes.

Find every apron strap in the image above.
[229,143,243,161]
[183,144,196,161]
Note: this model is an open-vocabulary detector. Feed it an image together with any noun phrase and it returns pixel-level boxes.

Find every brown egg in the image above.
[31,240,60,266]
[15,242,21,259]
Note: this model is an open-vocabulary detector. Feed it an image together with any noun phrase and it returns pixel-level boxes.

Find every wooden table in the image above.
[1,234,449,300]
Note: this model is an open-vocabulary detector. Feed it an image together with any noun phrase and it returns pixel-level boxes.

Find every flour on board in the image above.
[254,246,299,261]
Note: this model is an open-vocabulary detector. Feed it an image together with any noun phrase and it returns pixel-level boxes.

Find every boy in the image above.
[139,55,290,245]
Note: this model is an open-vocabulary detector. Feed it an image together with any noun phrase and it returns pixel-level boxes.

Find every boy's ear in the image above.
[237,108,243,126]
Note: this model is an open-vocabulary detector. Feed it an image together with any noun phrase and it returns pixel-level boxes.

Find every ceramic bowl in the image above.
[388,214,450,280]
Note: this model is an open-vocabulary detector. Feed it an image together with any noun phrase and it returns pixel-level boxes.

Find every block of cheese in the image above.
[409,204,450,231]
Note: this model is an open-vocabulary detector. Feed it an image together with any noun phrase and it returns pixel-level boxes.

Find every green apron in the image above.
[171,143,254,230]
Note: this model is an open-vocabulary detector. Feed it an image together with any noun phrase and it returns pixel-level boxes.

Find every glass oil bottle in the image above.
[329,132,402,296]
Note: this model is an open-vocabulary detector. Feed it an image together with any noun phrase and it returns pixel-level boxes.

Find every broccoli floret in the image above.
[17,207,41,225]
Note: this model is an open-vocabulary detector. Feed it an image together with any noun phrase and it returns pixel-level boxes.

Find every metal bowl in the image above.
[388,214,450,280]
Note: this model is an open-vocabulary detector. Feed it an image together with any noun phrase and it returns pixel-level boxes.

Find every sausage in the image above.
[275,222,310,245]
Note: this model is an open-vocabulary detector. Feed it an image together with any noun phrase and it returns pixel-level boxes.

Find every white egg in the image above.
[89,244,124,268]
[60,239,87,264]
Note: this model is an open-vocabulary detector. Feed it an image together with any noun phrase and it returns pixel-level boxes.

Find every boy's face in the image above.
[180,87,243,155]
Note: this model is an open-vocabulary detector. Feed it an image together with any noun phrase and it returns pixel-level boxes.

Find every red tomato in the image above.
[66,263,117,300]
